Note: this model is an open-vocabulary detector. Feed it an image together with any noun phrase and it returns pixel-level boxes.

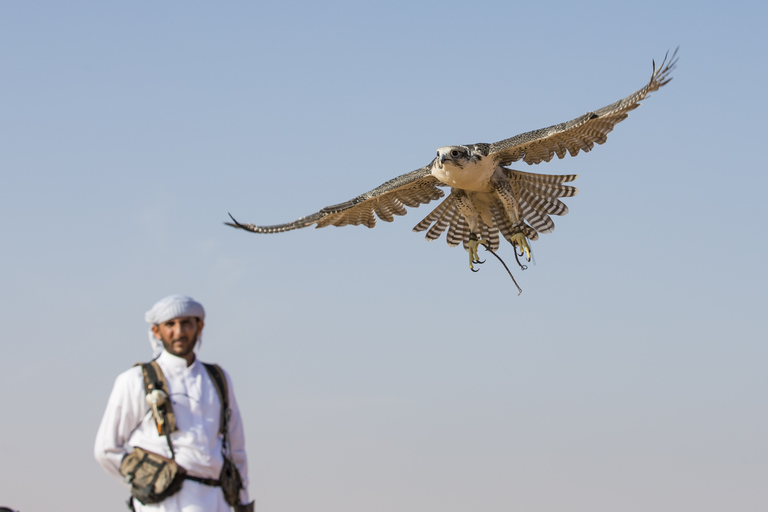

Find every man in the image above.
[95,295,254,512]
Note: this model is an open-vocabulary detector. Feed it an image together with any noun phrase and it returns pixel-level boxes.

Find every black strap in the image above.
[185,474,221,487]
[137,362,177,458]
[141,362,161,392]
[136,362,178,434]
[202,363,245,502]
[202,363,229,437]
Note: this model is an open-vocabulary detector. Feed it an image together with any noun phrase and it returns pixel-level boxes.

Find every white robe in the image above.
[95,350,250,511]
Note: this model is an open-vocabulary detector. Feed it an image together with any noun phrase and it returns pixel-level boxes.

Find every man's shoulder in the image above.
[197,358,221,366]
[113,363,145,386]
[197,360,237,397]
[197,359,226,371]
[198,360,232,381]
[103,364,147,404]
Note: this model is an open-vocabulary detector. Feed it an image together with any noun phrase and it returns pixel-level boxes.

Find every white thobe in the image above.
[95,350,250,511]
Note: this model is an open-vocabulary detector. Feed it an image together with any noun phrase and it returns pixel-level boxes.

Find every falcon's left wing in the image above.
[227,164,445,233]
[488,49,677,166]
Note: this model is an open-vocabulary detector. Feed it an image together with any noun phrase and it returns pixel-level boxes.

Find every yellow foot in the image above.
[468,237,487,272]
[509,231,531,261]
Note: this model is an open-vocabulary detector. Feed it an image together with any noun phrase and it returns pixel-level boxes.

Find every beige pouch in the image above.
[120,447,186,505]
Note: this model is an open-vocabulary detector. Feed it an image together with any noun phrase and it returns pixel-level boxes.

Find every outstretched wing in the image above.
[227,164,445,233]
[488,49,678,166]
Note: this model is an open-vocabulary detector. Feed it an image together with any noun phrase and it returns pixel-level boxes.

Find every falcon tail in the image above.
[412,169,578,251]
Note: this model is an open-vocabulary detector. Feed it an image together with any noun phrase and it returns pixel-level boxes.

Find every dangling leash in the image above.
[481,242,524,295]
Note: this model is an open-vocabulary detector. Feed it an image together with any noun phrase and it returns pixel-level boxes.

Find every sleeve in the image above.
[94,367,147,483]
[224,369,251,505]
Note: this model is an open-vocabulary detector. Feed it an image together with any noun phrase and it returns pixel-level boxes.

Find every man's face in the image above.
[151,316,204,362]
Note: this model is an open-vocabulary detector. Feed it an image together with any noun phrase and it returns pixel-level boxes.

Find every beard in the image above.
[162,335,198,358]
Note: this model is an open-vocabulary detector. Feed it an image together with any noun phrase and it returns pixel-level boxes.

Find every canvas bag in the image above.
[120,446,186,505]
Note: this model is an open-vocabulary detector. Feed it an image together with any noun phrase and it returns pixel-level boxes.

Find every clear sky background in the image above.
[1,1,766,511]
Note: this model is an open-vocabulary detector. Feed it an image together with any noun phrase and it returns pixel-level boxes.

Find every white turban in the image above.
[145,295,206,358]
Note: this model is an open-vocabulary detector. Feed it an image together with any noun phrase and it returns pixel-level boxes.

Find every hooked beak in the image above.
[438,151,448,167]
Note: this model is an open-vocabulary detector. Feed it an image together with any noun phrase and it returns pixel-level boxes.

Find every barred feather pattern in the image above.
[229,50,676,253]
[315,179,438,229]
[461,221,499,251]
[229,168,444,233]
[519,196,555,234]
[446,214,469,247]
[424,198,458,241]
[488,49,677,166]
[426,206,456,241]
[412,167,576,252]
[519,188,568,216]
[412,195,453,234]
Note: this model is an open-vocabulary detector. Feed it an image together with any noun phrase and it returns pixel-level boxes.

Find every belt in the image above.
[185,474,221,487]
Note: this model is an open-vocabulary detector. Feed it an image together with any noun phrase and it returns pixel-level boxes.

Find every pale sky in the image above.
[1,1,766,511]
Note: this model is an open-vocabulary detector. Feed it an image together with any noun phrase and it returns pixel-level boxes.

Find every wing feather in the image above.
[227,164,445,233]
[373,199,394,223]
[505,169,578,185]
[488,49,677,166]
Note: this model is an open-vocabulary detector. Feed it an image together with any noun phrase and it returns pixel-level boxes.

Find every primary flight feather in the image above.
[227,50,677,272]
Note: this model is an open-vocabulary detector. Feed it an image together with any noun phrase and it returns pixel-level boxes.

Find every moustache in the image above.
[171,336,197,343]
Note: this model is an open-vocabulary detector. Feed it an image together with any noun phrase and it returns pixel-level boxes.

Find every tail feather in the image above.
[425,200,458,241]
[447,214,469,247]
[523,181,579,199]
[519,188,570,216]
[413,195,455,233]
[519,198,555,234]
[412,166,577,254]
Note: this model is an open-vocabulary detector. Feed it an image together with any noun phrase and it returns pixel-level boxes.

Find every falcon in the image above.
[228,50,677,275]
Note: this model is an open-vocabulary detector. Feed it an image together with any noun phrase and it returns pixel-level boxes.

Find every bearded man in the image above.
[95,295,254,512]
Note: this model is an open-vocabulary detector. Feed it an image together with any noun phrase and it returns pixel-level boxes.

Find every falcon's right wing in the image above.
[488,49,678,166]
[227,163,445,233]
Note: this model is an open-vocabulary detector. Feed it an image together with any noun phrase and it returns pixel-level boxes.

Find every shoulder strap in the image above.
[202,363,229,436]
[135,361,178,434]
[202,363,245,500]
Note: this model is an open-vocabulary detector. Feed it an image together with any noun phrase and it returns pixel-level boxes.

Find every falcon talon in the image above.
[469,256,485,272]
[513,250,529,271]
[469,258,485,270]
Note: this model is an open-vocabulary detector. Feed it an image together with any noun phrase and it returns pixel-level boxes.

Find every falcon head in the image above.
[436,145,483,169]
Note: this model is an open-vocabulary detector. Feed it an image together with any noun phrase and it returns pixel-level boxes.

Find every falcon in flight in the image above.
[228,50,677,275]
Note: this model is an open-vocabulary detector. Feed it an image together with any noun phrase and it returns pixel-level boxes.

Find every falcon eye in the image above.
[451,150,460,157]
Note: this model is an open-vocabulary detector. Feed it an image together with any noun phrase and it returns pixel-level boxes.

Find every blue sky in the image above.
[1,1,766,511]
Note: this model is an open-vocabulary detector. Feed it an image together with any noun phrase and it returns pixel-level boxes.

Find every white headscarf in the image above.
[145,295,206,358]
